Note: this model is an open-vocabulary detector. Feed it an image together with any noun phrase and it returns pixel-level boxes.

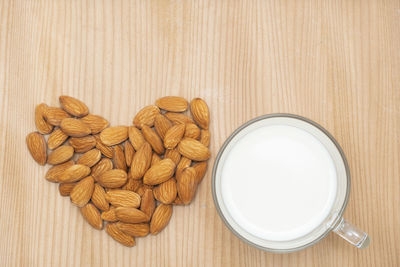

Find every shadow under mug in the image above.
[212,114,370,252]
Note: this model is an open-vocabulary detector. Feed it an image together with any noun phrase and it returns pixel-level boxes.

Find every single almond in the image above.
[105,190,141,208]
[60,118,91,137]
[178,138,211,161]
[26,132,47,165]
[143,158,176,185]
[150,204,173,235]
[155,96,188,112]
[59,95,89,117]
[200,129,210,146]
[45,160,74,182]
[128,126,146,151]
[76,149,101,167]
[184,123,201,139]
[154,114,173,140]
[141,125,165,155]
[177,167,198,204]
[116,222,149,237]
[35,103,53,134]
[80,203,103,230]
[69,135,97,153]
[97,169,128,188]
[115,207,150,223]
[80,114,109,134]
[91,158,113,180]
[176,157,191,180]
[106,223,136,247]
[192,161,208,183]
[94,134,114,158]
[140,189,156,218]
[44,107,71,126]
[100,126,128,146]
[70,176,95,207]
[164,148,181,165]
[164,123,185,149]
[136,184,153,197]
[47,145,74,165]
[129,142,152,179]
[59,182,77,196]
[151,153,161,166]
[91,183,109,211]
[153,178,177,204]
[133,105,160,128]
[113,145,127,171]
[190,98,209,129]
[124,141,135,167]
[122,178,142,192]
[58,164,91,183]
[101,207,117,222]
[164,112,194,125]
[47,128,68,150]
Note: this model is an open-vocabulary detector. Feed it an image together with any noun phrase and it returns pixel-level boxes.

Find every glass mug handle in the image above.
[333,217,370,248]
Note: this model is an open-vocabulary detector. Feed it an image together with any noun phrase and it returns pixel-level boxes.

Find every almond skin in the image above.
[113,145,127,171]
[128,126,146,151]
[115,207,150,223]
[129,142,152,179]
[154,114,173,140]
[200,129,210,146]
[153,178,177,204]
[116,222,149,237]
[80,203,103,230]
[76,149,101,167]
[136,184,153,197]
[141,125,165,155]
[155,96,188,112]
[164,148,181,165]
[70,176,95,207]
[97,169,128,188]
[26,132,47,165]
[35,103,53,134]
[101,207,117,222]
[47,145,74,165]
[140,189,156,218]
[176,157,191,180]
[143,158,176,185]
[184,123,201,139]
[60,118,91,137]
[80,114,109,134]
[44,107,71,126]
[45,160,74,182]
[91,183,109,211]
[192,161,208,183]
[190,98,209,129]
[164,123,185,149]
[151,153,161,166]
[58,164,91,183]
[177,167,198,204]
[59,182,77,196]
[122,179,142,192]
[124,141,135,167]
[150,204,173,235]
[94,134,114,158]
[164,112,194,125]
[106,223,136,247]
[178,138,211,161]
[59,95,89,117]
[133,105,160,128]
[105,190,141,208]
[69,135,97,153]
[91,158,113,180]
[47,128,68,150]
[100,126,128,146]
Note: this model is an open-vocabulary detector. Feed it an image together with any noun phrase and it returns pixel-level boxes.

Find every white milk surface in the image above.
[221,124,337,241]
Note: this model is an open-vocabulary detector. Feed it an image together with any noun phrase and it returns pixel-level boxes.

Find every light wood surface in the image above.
[1,0,399,266]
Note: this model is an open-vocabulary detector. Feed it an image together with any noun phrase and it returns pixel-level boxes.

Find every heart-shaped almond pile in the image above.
[26,96,210,247]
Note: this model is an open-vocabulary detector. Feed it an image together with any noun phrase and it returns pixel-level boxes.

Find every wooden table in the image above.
[1,1,399,266]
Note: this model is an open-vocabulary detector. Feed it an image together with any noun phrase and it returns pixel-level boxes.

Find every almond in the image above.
[178,138,210,161]
[58,164,91,183]
[154,114,173,140]
[177,167,198,204]
[59,182,77,196]
[100,126,128,146]
[133,105,160,128]
[129,142,152,179]
[76,149,101,167]
[164,123,185,149]
[35,103,53,134]
[91,183,109,211]
[124,141,135,167]
[26,132,47,165]
[136,184,153,197]
[190,98,209,129]
[164,112,194,125]
[70,176,95,207]
[143,158,176,185]
[60,118,91,137]
[91,158,113,180]
[192,161,208,183]
[113,145,127,171]
[97,169,128,188]
[80,203,103,230]
[106,223,135,247]
[184,123,201,139]
[164,148,181,165]
[94,134,114,158]
[153,178,177,204]
[80,114,109,134]
[47,128,68,150]
[151,153,161,166]
[105,190,141,208]
[47,145,74,165]
[150,204,173,235]
[128,126,145,151]
[155,96,188,112]
[140,189,155,218]
[200,129,210,146]
[101,207,117,222]
[141,125,165,155]
[176,157,191,180]
[45,160,74,182]
[59,95,89,117]
[173,196,184,205]
[69,135,97,153]
[44,107,71,126]
[122,178,142,192]
[115,207,150,223]
[116,222,149,237]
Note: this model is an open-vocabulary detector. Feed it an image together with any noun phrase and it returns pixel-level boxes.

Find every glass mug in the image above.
[212,114,370,252]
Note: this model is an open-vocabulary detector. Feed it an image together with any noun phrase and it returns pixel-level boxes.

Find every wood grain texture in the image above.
[0,0,399,266]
